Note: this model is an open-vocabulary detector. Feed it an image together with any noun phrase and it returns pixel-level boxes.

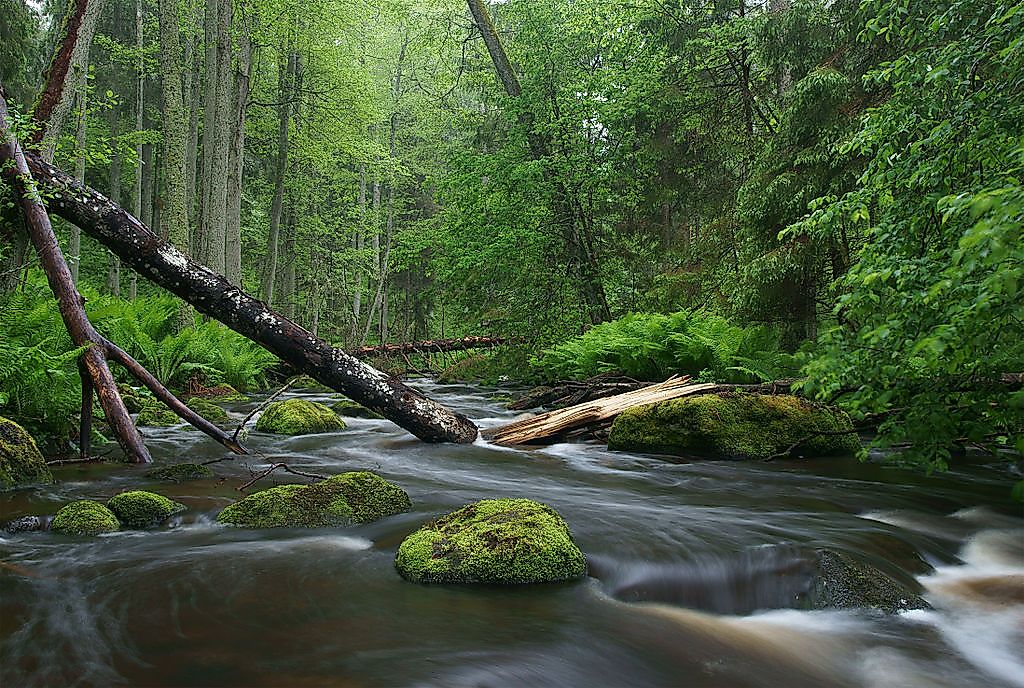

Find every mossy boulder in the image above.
[145,462,215,482]
[107,490,186,528]
[0,416,53,490]
[51,500,120,536]
[136,404,180,427]
[117,385,148,413]
[216,471,410,528]
[395,498,587,584]
[607,392,860,460]
[255,399,344,435]
[329,398,384,419]
[806,550,930,614]
[185,397,230,424]
[291,375,322,388]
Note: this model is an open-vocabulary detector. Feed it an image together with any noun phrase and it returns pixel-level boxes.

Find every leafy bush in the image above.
[534,311,797,383]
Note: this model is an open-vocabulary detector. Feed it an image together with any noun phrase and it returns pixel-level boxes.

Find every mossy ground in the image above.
[329,398,384,419]
[107,490,186,528]
[0,416,53,489]
[395,498,587,584]
[51,500,120,535]
[201,384,248,402]
[216,471,409,528]
[185,397,230,424]
[136,404,180,427]
[145,463,215,482]
[255,399,344,435]
[608,392,860,460]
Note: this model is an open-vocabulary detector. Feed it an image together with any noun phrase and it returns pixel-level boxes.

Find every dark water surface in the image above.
[2,382,1022,687]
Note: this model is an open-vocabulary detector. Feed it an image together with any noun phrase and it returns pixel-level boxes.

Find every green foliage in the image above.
[535,311,797,383]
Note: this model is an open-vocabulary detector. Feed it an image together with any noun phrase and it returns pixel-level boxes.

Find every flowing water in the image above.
[1,382,1022,687]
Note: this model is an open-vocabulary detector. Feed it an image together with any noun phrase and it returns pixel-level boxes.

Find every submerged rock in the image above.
[395,498,587,584]
[107,490,186,528]
[607,392,860,460]
[145,462,215,482]
[329,398,384,419]
[806,549,930,614]
[51,500,120,536]
[216,471,410,528]
[0,416,53,490]
[4,515,49,533]
[136,404,180,427]
[255,399,344,435]
[185,396,230,424]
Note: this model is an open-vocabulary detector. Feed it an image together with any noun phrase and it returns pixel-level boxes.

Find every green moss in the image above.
[395,498,587,584]
[145,463,215,482]
[808,550,930,613]
[329,398,384,419]
[291,375,322,389]
[607,392,860,460]
[216,471,410,528]
[51,500,120,535]
[203,384,248,402]
[255,399,344,435]
[136,404,180,427]
[107,490,186,528]
[185,397,230,424]
[0,416,53,490]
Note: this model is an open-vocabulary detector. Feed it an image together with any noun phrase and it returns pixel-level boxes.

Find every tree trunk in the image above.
[205,0,232,276]
[185,33,201,227]
[106,112,121,295]
[69,89,87,284]
[225,7,252,286]
[197,0,219,266]
[26,151,479,444]
[127,0,143,298]
[260,48,294,303]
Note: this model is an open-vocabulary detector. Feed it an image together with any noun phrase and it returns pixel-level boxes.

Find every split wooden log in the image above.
[487,376,719,446]
[22,152,479,444]
[351,336,518,359]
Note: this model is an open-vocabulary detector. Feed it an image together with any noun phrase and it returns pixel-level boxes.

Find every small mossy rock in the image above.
[608,392,860,460]
[107,490,186,528]
[395,498,587,584]
[51,500,120,536]
[0,416,53,490]
[215,472,409,528]
[291,375,322,388]
[136,404,179,427]
[255,399,344,435]
[145,463,215,482]
[329,398,384,420]
[117,384,149,412]
[807,550,930,614]
[203,384,248,402]
[185,397,230,424]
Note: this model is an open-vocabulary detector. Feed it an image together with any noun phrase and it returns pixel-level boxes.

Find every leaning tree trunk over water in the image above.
[24,152,480,444]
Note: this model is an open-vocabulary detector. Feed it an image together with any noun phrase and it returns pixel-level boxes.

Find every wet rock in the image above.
[0,416,53,490]
[255,399,344,435]
[329,398,383,419]
[806,549,930,613]
[4,515,49,533]
[607,393,860,460]
[136,404,179,427]
[395,498,587,584]
[51,500,120,536]
[107,490,186,529]
[145,462,215,482]
[185,396,230,424]
[216,471,410,528]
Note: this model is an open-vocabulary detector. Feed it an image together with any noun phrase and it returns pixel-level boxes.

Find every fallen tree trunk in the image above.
[24,152,478,444]
[351,336,519,359]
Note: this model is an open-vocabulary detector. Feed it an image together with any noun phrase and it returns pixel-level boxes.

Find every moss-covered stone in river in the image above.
[395,498,587,584]
[185,396,230,424]
[607,392,860,460]
[202,384,249,402]
[51,500,120,535]
[329,398,384,419]
[216,471,410,528]
[136,404,180,427]
[0,416,53,490]
[107,490,186,528]
[806,549,930,614]
[145,462,215,482]
[255,399,344,435]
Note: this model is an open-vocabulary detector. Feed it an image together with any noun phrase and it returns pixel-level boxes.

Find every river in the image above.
[1,381,1022,687]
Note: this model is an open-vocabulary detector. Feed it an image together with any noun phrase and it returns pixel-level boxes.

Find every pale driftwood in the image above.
[487,377,719,446]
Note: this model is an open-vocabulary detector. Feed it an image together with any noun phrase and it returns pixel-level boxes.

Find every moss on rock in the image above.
[202,384,248,402]
[255,399,344,435]
[145,463,215,482]
[216,471,409,528]
[185,397,230,424]
[0,416,53,490]
[806,549,930,614]
[395,498,587,584]
[136,404,180,427]
[329,398,384,419]
[607,392,860,460]
[51,500,120,535]
[107,490,186,528]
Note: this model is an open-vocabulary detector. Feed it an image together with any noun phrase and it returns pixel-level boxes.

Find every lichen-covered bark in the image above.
[25,152,480,444]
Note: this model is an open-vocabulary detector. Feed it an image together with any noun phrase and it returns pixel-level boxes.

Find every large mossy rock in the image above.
[145,462,215,482]
[136,404,179,427]
[107,490,186,528]
[607,393,860,460]
[0,416,53,490]
[51,500,120,535]
[216,471,410,528]
[806,550,930,614]
[395,498,587,584]
[185,397,230,424]
[255,398,344,435]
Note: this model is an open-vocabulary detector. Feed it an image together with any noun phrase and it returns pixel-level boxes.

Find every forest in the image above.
[0,0,1022,686]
